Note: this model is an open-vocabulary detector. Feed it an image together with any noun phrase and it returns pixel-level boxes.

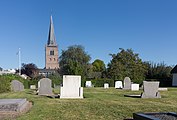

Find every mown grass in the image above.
[0,88,177,120]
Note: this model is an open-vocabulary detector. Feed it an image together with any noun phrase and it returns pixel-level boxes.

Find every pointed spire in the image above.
[47,15,57,46]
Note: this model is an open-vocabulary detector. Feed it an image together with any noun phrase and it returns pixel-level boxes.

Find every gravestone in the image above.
[11,80,24,92]
[123,77,131,90]
[38,80,40,88]
[131,84,139,91]
[30,85,36,90]
[85,81,92,87]
[38,78,53,96]
[104,83,109,89]
[141,81,161,98]
[0,99,32,120]
[0,99,29,112]
[158,88,168,91]
[115,81,123,89]
[60,75,83,99]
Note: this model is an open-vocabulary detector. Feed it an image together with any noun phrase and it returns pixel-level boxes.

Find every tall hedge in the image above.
[0,74,31,93]
[85,78,115,87]
[0,76,11,93]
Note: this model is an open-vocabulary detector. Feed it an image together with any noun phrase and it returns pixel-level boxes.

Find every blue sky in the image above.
[0,0,177,69]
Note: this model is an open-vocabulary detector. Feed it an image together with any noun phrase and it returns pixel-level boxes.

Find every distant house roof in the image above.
[171,65,177,74]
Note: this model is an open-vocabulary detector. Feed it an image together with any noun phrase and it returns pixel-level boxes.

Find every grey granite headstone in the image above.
[38,78,53,96]
[141,81,161,98]
[123,77,131,90]
[11,80,24,92]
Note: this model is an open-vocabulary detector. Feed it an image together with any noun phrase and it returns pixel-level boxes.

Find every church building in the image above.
[45,16,59,69]
[39,16,59,76]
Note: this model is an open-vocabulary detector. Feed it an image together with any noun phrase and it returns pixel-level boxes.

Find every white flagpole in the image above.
[18,48,21,75]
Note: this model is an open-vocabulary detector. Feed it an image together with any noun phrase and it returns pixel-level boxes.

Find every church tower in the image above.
[45,16,59,69]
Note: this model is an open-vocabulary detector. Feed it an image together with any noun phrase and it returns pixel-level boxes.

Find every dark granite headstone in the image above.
[123,77,131,90]
[11,80,24,92]
[38,78,53,96]
[133,112,177,120]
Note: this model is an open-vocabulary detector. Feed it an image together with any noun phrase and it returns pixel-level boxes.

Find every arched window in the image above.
[50,50,54,55]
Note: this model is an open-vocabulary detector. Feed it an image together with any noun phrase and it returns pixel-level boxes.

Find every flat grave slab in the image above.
[0,99,32,119]
[0,99,29,112]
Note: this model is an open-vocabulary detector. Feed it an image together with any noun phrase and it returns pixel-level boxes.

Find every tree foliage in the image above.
[59,45,91,79]
[92,59,106,72]
[21,63,39,78]
[145,62,172,79]
[107,48,147,83]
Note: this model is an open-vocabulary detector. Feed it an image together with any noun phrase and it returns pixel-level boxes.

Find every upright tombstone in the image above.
[11,80,24,92]
[131,84,139,91]
[38,78,53,96]
[30,85,36,90]
[38,80,40,89]
[60,75,83,99]
[104,83,109,89]
[115,81,123,89]
[85,81,92,87]
[123,77,131,90]
[141,81,161,98]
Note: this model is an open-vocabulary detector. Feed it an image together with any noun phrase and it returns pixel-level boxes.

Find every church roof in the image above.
[171,65,177,74]
[47,15,57,46]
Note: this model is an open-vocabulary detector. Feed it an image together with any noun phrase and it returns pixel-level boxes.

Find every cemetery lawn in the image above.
[0,88,177,120]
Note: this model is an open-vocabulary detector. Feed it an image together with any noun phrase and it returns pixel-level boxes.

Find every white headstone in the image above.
[104,83,109,89]
[131,84,139,91]
[60,75,83,99]
[115,81,123,89]
[38,81,40,88]
[30,85,36,90]
[85,81,92,87]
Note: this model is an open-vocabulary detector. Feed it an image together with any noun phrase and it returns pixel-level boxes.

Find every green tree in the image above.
[59,45,91,80]
[145,62,172,79]
[48,72,62,87]
[21,63,39,78]
[92,59,106,72]
[107,48,147,84]
[145,62,172,86]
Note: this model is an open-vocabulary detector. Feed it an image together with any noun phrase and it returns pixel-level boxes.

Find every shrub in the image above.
[0,74,32,93]
[0,76,11,93]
